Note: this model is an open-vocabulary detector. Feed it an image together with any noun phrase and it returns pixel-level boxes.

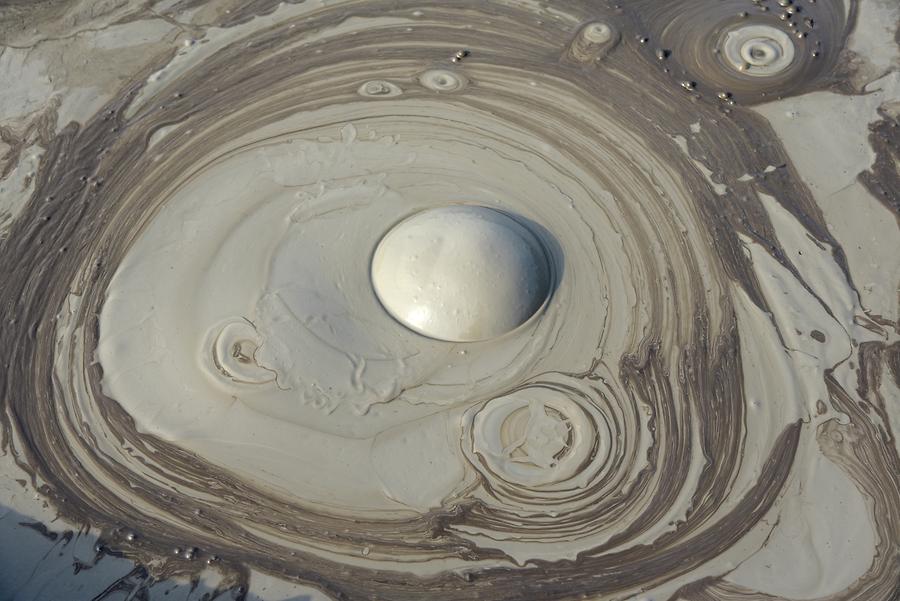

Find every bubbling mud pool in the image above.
[0,0,898,600]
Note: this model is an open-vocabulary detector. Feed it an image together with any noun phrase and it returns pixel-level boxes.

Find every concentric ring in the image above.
[1,1,896,600]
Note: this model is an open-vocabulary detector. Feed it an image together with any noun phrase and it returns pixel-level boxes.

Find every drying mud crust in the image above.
[0,0,898,600]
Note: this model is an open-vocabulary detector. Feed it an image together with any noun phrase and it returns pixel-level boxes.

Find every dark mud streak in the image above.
[0,1,897,600]
[843,110,899,329]
[815,368,900,601]
[18,520,59,541]
[678,345,900,601]
[859,112,900,216]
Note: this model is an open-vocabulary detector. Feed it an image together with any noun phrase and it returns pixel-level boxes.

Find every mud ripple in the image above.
[0,1,897,600]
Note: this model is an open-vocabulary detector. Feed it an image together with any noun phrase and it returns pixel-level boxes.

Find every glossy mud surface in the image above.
[0,0,898,600]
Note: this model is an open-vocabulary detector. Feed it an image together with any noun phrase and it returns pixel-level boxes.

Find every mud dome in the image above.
[0,0,898,600]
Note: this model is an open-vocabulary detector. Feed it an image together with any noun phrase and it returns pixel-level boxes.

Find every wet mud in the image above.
[0,0,898,600]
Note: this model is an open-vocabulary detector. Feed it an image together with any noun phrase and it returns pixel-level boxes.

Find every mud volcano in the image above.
[0,0,898,600]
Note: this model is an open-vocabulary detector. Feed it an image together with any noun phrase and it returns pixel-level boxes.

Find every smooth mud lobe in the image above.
[0,0,897,600]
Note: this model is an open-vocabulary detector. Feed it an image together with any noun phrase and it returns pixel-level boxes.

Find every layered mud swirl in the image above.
[1,0,898,600]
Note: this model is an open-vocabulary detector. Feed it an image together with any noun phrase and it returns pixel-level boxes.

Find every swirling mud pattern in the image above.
[1,0,898,600]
